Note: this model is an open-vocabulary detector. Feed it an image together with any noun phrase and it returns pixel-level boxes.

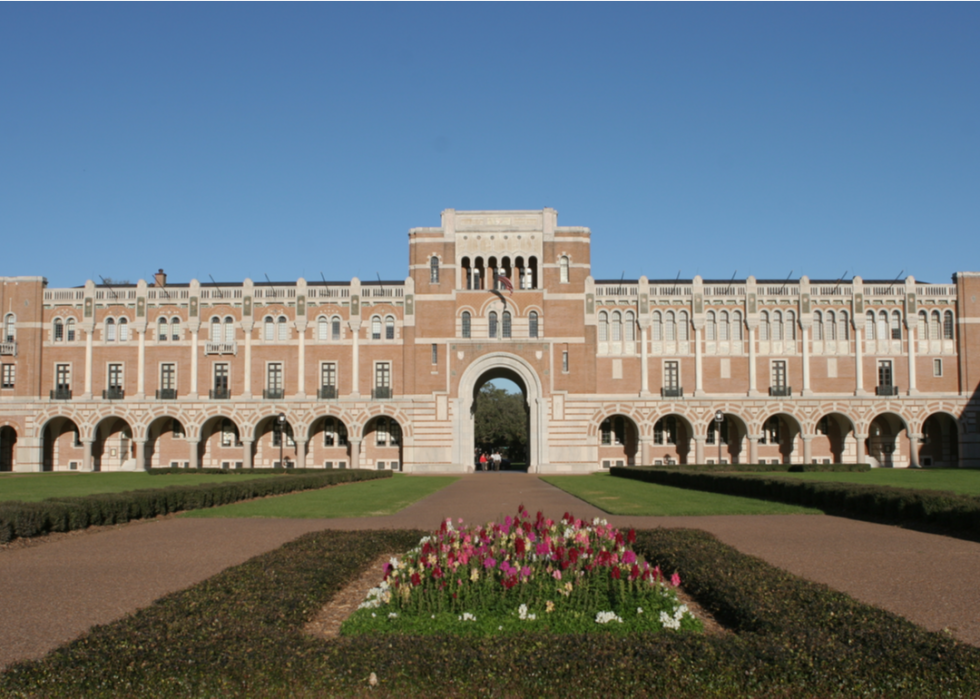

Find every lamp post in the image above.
[714,410,724,465]
[277,413,286,468]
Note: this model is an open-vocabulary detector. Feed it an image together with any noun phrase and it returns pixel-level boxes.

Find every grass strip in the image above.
[2,527,978,697]
[542,473,820,516]
[180,474,458,518]
[747,468,980,496]
[612,467,980,542]
[0,470,389,543]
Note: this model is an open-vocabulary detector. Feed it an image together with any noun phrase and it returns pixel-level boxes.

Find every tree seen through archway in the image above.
[474,381,528,465]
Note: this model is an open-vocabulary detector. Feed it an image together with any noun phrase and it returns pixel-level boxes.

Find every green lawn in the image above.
[0,471,279,503]
[542,473,820,516]
[750,469,980,496]
[181,474,458,518]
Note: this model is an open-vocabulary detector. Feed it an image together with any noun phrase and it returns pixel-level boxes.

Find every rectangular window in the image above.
[375,362,390,388]
[54,322,64,342]
[108,363,123,390]
[878,360,893,387]
[267,363,283,391]
[562,350,569,373]
[160,363,176,390]
[431,344,438,365]
[56,364,71,390]
[321,362,336,389]
[664,361,679,390]
[67,322,75,342]
[213,363,229,391]
[332,319,341,341]
[771,360,787,390]
[1,364,13,389]
[934,358,943,377]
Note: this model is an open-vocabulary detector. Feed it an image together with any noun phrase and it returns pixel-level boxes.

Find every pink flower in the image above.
[552,570,562,580]
[484,557,497,569]
[622,550,637,565]
[671,572,681,587]
[521,566,531,578]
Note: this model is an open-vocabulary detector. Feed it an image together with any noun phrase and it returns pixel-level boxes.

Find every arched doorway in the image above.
[0,426,16,472]
[93,417,135,471]
[253,415,298,468]
[758,413,802,465]
[199,415,243,469]
[41,417,84,471]
[309,416,352,469]
[363,416,403,471]
[455,353,546,472]
[146,416,188,469]
[598,414,638,468]
[812,413,857,464]
[705,413,747,464]
[865,413,909,468]
[920,413,959,468]
[651,414,692,465]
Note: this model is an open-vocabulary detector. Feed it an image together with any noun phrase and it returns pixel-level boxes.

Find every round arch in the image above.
[919,412,959,468]
[650,412,695,465]
[39,415,83,472]
[0,424,17,472]
[92,415,136,471]
[145,414,189,469]
[455,352,546,472]
[595,412,640,468]
[811,411,858,465]
[864,412,909,468]
[756,412,803,465]
[701,411,749,464]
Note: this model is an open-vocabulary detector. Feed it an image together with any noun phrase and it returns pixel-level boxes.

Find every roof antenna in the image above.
[376,272,386,298]
[208,274,223,299]
[264,274,278,299]
[320,272,327,284]
[889,270,905,294]
[832,271,849,294]
[672,270,681,295]
[780,270,793,296]
[98,275,118,301]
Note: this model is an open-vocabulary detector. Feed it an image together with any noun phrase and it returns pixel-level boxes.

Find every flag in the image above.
[495,272,514,295]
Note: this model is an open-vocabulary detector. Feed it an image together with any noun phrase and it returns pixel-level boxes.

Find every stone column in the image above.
[296,438,307,469]
[242,320,253,398]
[188,438,200,470]
[747,324,758,396]
[907,325,917,395]
[908,432,921,468]
[134,438,147,471]
[802,435,813,465]
[242,439,253,469]
[137,329,146,399]
[190,329,200,398]
[640,326,650,396]
[350,438,362,469]
[748,435,760,464]
[854,328,866,396]
[693,327,704,396]
[82,439,94,472]
[296,325,307,398]
[694,436,706,464]
[84,329,94,398]
[801,326,811,396]
[853,433,868,465]
[351,325,360,397]
[638,436,652,467]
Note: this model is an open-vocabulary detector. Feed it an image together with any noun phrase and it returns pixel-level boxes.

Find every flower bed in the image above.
[341,506,702,636]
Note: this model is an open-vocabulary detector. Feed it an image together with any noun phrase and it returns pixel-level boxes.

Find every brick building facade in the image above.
[1,209,978,473]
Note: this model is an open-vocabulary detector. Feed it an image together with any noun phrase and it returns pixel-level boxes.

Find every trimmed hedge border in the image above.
[2,527,978,697]
[146,466,354,476]
[0,470,389,544]
[642,462,871,473]
[612,467,980,542]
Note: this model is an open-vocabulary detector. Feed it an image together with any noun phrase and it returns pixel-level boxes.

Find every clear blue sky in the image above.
[2,3,977,288]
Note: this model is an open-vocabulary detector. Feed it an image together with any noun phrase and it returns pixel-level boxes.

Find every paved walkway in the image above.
[2,473,979,670]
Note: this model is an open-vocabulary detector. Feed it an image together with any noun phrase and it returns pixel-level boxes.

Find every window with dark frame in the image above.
[878,360,893,387]
[529,311,538,338]
[321,362,336,390]
[267,363,283,391]
[664,361,679,390]
[160,363,176,390]
[56,364,71,391]
[431,344,438,365]
[1,364,13,389]
[108,363,123,390]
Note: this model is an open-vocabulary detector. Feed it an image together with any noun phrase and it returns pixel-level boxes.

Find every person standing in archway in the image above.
[492,450,501,471]
[479,452,488,471]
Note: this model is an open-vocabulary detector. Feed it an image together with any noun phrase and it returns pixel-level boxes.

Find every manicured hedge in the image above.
[2,528,977,697]
[643,462,871,473]
[613,467,980,541]
[147,466,352,476]
[0,470,389,544]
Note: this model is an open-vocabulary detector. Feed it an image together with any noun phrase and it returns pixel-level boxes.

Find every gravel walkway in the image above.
[2,472,979,670]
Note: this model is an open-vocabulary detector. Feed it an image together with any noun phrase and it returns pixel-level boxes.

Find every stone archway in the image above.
[455,353,547,472]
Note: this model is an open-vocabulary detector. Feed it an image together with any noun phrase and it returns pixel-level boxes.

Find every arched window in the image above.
[759,311,770,341]
[461,311,471,338]
[53,318,64,341]
[877,311,888,341]
[323,417,348,447]
[277,316,288,341]
[527,256,538,289]
[105,317,116,342]
[529,311,538,338]
[705,311,716,341]
[625,311,635,342]
[838,311,849,340]
[371,316,381,340]
[918,311,928,339]
[865,311,876,340]
[66,318,76,342]
[772,311,783,341]
[732,311,743,341]
[612,311,622,342]
[930,310,941,340]
[598,311,609,342]
[652,311,663,341]
[678,310,690,341]
[430,256,440,284]
[502,311,512,338]
[331,317,341,341]
[665,311,676,341]
[826,311,836,341]
[385,315,395,340]
[719,311,729,341]
[462,257,472,290]
[890,311,902,340]
[159,317,169,341]
[786,311,796,341]
[559,256,569,283]
[170,317,180,342]
[220,317,231,343]
[2,314,14,342]
[318,316,328,340]
[943,311,954,340]
[210,316,221,342]
[489,311,498,338]
[813,311,823,341]
[654,416,678,445]
[264,316,274,341]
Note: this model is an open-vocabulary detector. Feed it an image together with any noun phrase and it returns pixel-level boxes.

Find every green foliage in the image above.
[3,528,978,697]
[473,383,527,458]
[0,470,390,543]
[543,473,820,516]
[613,467,980,542]
[641,462,871,473]
[767,468,980,495]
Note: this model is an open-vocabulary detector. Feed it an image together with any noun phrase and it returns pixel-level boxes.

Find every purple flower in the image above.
[484,557,497,569]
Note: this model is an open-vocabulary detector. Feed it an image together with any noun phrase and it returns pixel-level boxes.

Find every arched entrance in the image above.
[363,416,403,470]
[920,413,959,468]
[598,414,638,468]
[651,414,693,465]
[0,426,16,472]
[41,417,83,471]
[309,416,352,469]
[146,416,188,469]
[758,413,802,465]
[93,417,135,471]
[865,413,909,468]
[705,412,747,464]
[813,413,857,464]
[455,353,546,472]
[199,415,243,469]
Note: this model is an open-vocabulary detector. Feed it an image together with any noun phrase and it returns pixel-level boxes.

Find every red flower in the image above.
[610,567,621,580]
[629,564,641,581]
[432,566,444,580]
[411,572,421,586]
[515,537,526,555]
[627,528,637,544]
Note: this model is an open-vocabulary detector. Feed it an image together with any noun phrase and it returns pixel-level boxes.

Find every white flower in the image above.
[659,604,689,630]
[517,604,536,621]
[388,612,398,619]
[595,611,623,624]
[371,613,376,618]
[637,607,643,615]
[458,612,476,622]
